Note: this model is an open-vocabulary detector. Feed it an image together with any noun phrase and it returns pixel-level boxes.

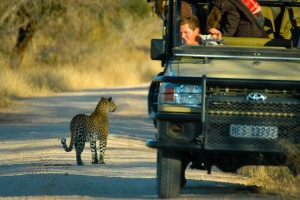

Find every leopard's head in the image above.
[98,97,117,113]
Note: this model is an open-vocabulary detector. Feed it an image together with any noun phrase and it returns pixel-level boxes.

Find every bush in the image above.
[121,0,151,18]
[0,0,162,109]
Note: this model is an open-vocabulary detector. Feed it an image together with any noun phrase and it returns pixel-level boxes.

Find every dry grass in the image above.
[0,0,162,109]
[239,166,300,198]
[238,143,300,198]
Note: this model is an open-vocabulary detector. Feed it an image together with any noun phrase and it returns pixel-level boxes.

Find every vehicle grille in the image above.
[204,96,300,153]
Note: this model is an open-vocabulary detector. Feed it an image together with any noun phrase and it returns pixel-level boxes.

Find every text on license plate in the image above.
[230,124,278,139]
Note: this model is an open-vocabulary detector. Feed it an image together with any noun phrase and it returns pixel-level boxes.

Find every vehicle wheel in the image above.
[157,149,182,198]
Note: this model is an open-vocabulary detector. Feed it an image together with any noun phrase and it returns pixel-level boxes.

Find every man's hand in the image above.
[209,28,222,40]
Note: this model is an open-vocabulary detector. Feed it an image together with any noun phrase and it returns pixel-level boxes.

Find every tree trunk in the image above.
[11,19,35,70]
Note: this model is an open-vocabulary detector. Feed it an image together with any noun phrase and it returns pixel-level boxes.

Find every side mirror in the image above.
[151,39,165,60]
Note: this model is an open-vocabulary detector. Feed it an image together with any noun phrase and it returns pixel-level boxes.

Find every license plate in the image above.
[230,124,278,139]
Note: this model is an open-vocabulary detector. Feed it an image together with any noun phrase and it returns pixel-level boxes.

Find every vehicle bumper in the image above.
[146,139,203,151]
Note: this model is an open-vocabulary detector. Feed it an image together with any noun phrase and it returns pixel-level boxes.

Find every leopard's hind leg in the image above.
[75,131,86,165]
[90,141,99,164]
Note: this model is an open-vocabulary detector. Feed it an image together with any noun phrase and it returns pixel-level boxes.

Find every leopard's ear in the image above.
[101,97,104,100]
[108,97,112,101]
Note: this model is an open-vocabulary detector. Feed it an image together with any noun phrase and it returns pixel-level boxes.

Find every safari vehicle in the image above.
[146,0,300,198]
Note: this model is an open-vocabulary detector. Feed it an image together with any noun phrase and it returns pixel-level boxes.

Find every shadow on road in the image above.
[182,179,279,199]
[0,172,156,198]
[0,171,278,199]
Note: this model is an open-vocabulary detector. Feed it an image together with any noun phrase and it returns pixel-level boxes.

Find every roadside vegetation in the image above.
[238,141,300,198]
[239,165,300,198]
[0,0,161,109]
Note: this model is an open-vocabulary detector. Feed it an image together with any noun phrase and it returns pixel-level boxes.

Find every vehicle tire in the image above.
[157,149,182,198]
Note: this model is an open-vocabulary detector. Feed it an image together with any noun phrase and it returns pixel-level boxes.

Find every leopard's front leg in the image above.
[90,141,99,164]
[99,140,107,164]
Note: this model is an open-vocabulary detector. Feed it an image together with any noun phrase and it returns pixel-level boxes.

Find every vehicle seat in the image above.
[261,6,276,39]
[279,7,300,46]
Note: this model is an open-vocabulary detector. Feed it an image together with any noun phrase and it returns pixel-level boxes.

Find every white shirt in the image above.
[200,35,224,46]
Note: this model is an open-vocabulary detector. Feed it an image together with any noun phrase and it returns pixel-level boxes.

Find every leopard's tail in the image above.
[61,137,73,152]
[61,115,80,152]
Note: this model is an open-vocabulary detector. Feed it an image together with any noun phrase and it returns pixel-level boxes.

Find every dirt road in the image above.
[0,86,281,199]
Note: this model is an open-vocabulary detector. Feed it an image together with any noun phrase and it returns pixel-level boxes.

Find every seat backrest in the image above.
[280,7,300,40]
[261,6,275,39]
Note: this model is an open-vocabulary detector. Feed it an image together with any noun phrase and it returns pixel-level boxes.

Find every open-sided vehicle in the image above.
[146,0,300,198]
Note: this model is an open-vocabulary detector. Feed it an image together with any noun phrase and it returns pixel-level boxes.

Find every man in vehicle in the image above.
[180,15,224,45]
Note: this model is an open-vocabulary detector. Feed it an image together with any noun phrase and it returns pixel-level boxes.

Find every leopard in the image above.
[61,97,117,165]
